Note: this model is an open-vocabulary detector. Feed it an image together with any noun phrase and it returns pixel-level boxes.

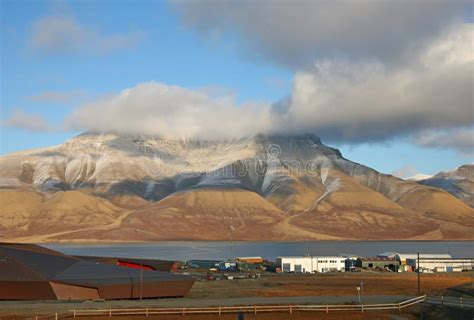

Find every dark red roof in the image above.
[0,243,194,300]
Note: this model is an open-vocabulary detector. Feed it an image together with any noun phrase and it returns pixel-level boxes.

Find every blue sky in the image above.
[1,0,472,177]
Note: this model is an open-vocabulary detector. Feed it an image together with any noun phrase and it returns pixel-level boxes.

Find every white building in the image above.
[416,258,474,272]
[378,252,452,265]
[276,256,346,273]
[378,252,473,272]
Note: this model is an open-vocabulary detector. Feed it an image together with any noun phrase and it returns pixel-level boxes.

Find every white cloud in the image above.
[61,5,472,155]
[30,15,142,55]
[171,2,473,148]
[65,24,473,148]
[27,90,85,103]
[269,24,473,143]
[392,165,418,179]
[66,82,272,139]
[414,127,474,155]
[3,110,50,133]
[173,0,469,69]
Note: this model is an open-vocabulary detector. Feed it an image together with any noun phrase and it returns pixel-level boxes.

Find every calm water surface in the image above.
[44,241,474,262]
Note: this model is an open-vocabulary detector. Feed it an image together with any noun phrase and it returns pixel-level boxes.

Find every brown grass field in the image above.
[1,272,473,320]
[188,271,474,298]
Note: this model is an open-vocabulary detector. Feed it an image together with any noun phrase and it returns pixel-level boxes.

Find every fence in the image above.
[426,296,474,308]
[64,295,427,318]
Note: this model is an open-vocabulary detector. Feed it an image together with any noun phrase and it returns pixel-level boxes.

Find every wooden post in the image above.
[326,305,329,314]
[218,306,221,315]
[441,296,444,305]
[109,308,112,317]
[398,301,401,311]
[254,305,257,314]
[55,313,58,320]
[182,307,185,316]
[146,308,149,317]
[460,297,463,308]
[73,309,76,318]
[361,304,364,312]
[289,305,292,314]
[417,252,420,294]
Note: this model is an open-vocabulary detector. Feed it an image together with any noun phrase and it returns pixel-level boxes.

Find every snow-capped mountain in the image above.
[419,164,474,207]
[0,132,472,241]
[406,174,432,181]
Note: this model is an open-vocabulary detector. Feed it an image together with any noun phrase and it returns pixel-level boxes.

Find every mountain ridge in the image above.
[0,131,472,241]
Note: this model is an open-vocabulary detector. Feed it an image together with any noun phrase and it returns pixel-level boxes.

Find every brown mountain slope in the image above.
[38,189,287,241]
[419,164,474,207]
[0,132,473,241]
[0,189,123,240]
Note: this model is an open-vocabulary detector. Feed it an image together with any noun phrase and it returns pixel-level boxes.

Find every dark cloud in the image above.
[271,24,473,143]
[173,0,470,69]
[64,2,472,154]
[414,127,474,155]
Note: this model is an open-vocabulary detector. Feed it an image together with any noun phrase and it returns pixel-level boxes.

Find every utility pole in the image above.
[417,252,420,295]
[357,286,361,305]
[140,258,143,301]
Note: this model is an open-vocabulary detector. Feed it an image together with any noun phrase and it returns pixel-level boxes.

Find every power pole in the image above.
[417,252,420,294]
[140,259,143,301]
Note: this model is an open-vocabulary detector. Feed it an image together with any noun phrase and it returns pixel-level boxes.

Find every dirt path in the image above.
[8,210,133,242]
[274,211,343,240]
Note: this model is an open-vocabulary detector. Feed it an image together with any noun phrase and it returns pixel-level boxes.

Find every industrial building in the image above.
[378,252,452,265]
[276,256,346,273]
[235,257,264,264]
[417,258,473,272]
[0,243,194,300]
[186,259,221,270]
[377,252,472,272]
[76,255,178,272]
[356,257,400,271]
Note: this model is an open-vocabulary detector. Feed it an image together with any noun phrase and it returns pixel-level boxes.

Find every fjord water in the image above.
[44,241,474,261]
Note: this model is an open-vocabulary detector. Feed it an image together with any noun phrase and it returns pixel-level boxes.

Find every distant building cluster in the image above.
[377,252,474,273]
[185,253,474,274]
[2,242,473,301]
[275,253,474,273]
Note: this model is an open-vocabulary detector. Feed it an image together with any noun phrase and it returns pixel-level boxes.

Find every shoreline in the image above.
[2,239,474,245]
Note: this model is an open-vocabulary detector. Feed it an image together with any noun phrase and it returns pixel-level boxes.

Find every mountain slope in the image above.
[0,132,472,241]
[419,165,474,207]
